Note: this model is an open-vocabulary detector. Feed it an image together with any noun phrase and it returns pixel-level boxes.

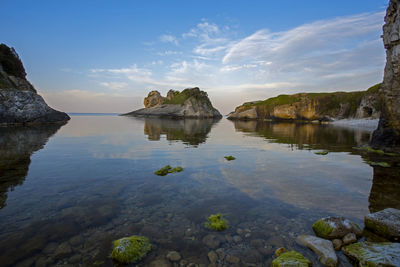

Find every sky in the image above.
[1,0,389,114]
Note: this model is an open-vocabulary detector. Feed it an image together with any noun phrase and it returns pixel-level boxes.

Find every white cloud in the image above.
[159,34,179,45]
[99,82,128,90]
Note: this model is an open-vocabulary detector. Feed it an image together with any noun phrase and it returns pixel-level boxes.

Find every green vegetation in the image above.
[111,236,151,264]
[205,213,228,231]
[224,155,236,161]
[154,165,184,176]
[315,151,329,155]
[272,251,312,267]
[164,87,209,105]
[367,161,391,168]
[0,44,26,78]
[312,219,334,239]
[356,146,400,157]
[93,261,105,266]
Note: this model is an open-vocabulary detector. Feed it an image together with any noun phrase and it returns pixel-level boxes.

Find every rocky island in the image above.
[227,83,381,122]
[121,87,222,118]
[371,0,400,153]
[0,44,69,125]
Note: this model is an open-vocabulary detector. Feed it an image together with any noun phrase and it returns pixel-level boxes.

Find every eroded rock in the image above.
[297,235,338,267]
[342,241,400,266]
[364,208,400,241]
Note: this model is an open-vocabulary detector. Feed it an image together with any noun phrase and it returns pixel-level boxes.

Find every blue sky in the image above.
[1,0,389,113]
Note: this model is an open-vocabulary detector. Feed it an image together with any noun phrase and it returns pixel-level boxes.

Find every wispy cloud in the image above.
[159,34,179,45]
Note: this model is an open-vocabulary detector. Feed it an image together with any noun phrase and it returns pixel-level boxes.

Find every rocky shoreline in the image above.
[121,88,222,119]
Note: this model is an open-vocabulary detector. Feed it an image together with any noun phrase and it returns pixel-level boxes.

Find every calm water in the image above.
[0,115,399,267]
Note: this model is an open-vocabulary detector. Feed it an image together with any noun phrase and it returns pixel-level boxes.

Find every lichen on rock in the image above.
[312,217,361,240]
[154,165,183,176]
[110,235,151,264]
[342,241,400,266]
[364,208,400,241]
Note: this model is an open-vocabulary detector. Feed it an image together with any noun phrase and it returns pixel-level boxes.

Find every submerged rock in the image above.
[110,235,151,264]
[297,235,338,267]
[342,241,400,266]
[122,87,222,118]
[312,217,361,240]
[364,208,400,241]
[0,44,70,125]
[272,251,312,267]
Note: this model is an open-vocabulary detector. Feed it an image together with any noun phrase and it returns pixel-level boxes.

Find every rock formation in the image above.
[371,0,400,152]
[122,87,222,118]
[0,44,70,125]
[228,84,381,121]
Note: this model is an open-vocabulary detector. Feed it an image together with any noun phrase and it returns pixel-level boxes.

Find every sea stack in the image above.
[0,44,70,125]
[371,0,400,152]
[122,87,222,118]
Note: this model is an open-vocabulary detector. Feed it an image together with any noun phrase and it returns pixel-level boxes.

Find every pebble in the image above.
[342,233,357,245]
[233,235,242,243]
[207,251,218,264]
[332,239,343,250]
[202,235,220,249]
[166,251,181,262]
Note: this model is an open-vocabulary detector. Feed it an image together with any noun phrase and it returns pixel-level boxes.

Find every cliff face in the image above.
[228,84,381,121]
[371,0,400,152]
[122,87,222,118]
[0,44,70,125]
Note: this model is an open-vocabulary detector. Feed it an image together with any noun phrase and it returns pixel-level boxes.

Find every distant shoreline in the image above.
[67,113,120,116]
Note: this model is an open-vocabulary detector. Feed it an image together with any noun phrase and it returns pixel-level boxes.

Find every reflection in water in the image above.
[0,116,399,266]
[142,117,219,146]
[233,120,371,152]
[368,155,400,213]
[0,123,65,208]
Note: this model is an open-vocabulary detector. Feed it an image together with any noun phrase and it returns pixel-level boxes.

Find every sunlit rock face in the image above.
[143,91,166,108]
[371,0,400,152]
[0,123,65,208]
[228,85,381,122]
[0,44,70,125]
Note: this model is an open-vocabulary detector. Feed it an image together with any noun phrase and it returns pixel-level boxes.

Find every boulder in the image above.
[364,208,400,241]
[272,251,312,267]
[312,217,361,240]
[297,235,338,267]
[0,44,70,125]
[342,241,400,266]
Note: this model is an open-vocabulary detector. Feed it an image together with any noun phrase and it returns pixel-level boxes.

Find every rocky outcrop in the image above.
[228,84,381,121]
[371,0,400,152]
[0,44,70,125]
[122,87,222,118]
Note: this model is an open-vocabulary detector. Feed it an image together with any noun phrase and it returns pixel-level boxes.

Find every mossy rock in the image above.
[272,251,312,267]
[205,213,228,231]
[224,155,236,161]
[315,151,329,155]
[367,161,391,168]
[342,241,400,266]
[111,235,151,264]
[154,165,183,176]
[312,217,361,239]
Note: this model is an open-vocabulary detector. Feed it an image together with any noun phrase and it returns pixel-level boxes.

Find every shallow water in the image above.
[0,116,399,266]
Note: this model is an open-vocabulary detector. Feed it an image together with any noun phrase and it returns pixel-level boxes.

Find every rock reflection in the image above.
[368,156,400,213]
[232,120,371,151]
[143,117,220,146]
[0,123,65,208]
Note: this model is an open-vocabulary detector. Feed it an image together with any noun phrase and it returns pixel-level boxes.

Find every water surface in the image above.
[0,116,399,266]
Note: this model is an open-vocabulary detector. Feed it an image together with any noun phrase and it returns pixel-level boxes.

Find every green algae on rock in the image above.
[342,242,400,266]
[315,151,329,155]
[312,217,361,240]
[272,251,312,267]
[111,236,151,264]
[154,165,183,176]
[224,156,236,161]
[204,213,228,231]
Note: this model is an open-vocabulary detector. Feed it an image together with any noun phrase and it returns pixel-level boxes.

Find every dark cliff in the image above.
[371,0,400,152]
[0,44,70,125]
